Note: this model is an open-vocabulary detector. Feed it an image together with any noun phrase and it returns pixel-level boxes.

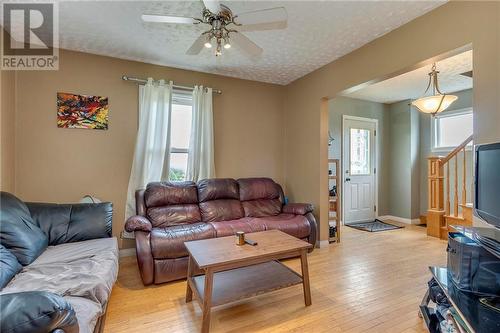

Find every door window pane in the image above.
[350,128,370,175]
[169,152,188,181]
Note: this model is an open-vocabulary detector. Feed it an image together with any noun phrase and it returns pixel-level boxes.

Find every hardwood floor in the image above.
[104,223,447,333]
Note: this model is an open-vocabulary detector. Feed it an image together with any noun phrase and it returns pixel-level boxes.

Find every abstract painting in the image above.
[57,92,109,130]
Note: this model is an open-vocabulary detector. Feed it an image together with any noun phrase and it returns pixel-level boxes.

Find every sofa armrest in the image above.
[0,291,79,333]
[125,215,152,233]
[26,202,113,245]
[134,231,155,285]
[282,203,314,215]
[304,212,317,250]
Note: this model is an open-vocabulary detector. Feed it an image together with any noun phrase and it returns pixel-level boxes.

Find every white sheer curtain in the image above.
[186,86,215,182]
[125,78,173,219]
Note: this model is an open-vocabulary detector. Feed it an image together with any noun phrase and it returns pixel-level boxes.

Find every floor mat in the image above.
[347,219,404,232]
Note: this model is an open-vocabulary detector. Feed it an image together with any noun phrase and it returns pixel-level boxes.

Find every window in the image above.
[169,91,192,181]
[432,108,473,152]
[350,128,371,175]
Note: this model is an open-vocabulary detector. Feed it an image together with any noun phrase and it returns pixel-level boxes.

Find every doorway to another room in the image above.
[327,47,473,240]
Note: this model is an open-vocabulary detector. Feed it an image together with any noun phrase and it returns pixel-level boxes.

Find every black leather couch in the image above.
[0,192,117,333]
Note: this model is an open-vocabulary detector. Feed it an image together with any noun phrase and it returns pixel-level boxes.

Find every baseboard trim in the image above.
[318,240,330,248]
[378,215,420,225]
[119,248,136,258]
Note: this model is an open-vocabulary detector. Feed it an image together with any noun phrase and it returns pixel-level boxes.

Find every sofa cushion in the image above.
[27,202,113,245]
[147,204,201,228]
[197,178,240,201]
[240,199,282,218]
[237,178,282,217]
[238,178,280,201]
[0,192,48,265]
[209,218,267,238]
[249,214,311,239]
[199,200,244,222]
[1,237,119,307]
[0,291,79,333]
[144,182,201,227]
[0,245,22,289]
[197,179,244,222]
[145,181,199,207]
[150,223,215,259]
[64,296,101,333]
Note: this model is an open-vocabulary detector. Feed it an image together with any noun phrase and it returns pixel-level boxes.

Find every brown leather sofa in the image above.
[125,177,317,285]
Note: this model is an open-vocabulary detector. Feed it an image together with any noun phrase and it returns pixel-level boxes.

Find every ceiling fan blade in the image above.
[236,21,287,32]
[142,14,196,24]
[235,7,287,31]
[230,32,263,58]
[202,0,220,14]
[186,34,207,55]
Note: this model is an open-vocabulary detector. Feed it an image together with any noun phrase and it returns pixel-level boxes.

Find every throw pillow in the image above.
[0,192,48,265]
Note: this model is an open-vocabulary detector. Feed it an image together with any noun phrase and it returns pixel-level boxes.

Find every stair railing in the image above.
[427,134,473,238]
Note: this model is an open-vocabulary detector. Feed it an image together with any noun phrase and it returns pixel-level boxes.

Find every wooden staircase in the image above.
[427,135,473,239]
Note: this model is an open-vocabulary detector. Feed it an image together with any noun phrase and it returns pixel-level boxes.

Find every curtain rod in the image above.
[122,75,222,95]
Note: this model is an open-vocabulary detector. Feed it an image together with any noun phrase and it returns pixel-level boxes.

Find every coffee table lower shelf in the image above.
[188,260,303,307]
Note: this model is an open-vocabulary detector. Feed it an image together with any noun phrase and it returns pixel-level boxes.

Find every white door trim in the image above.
[341,115,379,225]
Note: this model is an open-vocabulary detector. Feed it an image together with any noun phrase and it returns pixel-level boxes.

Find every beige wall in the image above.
[0,70,16,193]
[284,1,500,241]
[6,2,500,246]
[14,50,285,248]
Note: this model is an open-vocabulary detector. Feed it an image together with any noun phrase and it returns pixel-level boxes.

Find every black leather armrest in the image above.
[26,202,113,245]
[0,291,79,333]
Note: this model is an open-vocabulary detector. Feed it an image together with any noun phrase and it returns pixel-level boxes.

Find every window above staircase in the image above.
[431,108,473,153]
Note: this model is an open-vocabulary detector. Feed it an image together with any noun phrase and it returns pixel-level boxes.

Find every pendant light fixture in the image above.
[411,63,458,116]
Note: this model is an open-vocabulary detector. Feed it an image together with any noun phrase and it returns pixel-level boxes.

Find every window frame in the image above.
[431,107,473,153]
[169,89,193,181]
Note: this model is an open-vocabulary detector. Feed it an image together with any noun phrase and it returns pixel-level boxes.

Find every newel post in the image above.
[427,157,445,238]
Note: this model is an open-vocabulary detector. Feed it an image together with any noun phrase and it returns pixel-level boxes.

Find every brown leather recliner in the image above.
[125,177,317,285]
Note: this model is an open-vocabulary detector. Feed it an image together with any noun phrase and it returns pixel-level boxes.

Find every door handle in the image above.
[345,178,351,182]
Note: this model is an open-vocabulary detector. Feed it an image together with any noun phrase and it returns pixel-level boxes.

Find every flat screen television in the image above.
[475,142,500,228]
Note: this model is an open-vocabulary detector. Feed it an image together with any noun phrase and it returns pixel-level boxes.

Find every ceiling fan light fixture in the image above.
[143,2,285,58]
[215,43,222,56]
[411,63,458,116]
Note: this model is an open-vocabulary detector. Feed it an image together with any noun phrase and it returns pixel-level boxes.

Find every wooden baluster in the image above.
[462,148,466,206]
[427,157,445,238]
[454,155,459,217]
[446,162,450,216]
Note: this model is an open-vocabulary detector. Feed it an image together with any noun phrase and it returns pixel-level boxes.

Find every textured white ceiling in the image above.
[56,0,446,85]
[344,50,473,104]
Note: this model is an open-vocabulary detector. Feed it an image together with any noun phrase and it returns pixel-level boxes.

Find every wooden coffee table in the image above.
[184,230,313,333]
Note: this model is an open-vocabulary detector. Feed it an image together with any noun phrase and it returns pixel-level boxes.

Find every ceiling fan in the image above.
[142,0,287,58]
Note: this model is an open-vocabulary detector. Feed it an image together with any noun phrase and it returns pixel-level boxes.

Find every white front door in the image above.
[343,117,376,224]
